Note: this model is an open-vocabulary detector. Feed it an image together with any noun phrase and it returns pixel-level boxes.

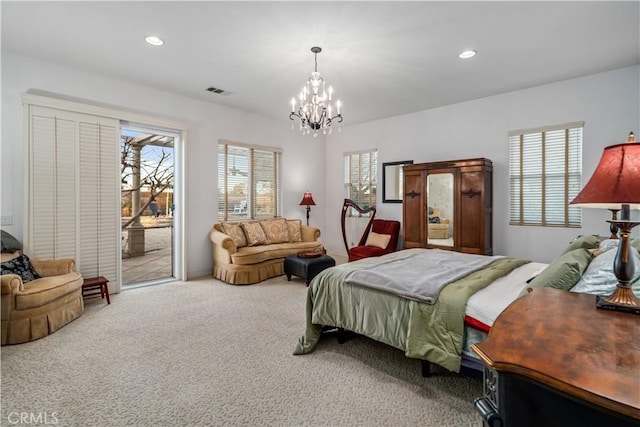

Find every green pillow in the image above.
[519,248,594,297]
[562,235,600,254]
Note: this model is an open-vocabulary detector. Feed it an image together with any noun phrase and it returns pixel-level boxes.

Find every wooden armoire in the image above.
[402,158,492,255]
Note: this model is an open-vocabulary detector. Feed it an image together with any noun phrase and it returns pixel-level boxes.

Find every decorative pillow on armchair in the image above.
[1,253,41,283]
[365,232,391,249]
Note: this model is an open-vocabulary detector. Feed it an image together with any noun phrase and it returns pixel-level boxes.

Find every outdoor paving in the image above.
[122,223,173,286]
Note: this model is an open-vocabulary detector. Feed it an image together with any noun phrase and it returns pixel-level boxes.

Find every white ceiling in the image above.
[2,1,639,125]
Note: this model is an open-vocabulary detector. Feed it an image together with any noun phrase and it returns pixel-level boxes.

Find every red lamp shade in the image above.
[299,192,316,206]
[570,142,640,209]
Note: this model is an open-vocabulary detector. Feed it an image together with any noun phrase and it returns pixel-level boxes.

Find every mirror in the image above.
[382,160,413,203]
[427,172,454,247]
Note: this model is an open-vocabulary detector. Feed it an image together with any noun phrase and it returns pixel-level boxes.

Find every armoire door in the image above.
[402,169,425,248]
[457,164,492,255]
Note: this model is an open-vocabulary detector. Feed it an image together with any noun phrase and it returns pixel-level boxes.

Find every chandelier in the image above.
[289,47,343,136]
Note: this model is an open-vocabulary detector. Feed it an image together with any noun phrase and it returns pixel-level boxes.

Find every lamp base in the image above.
[595,286,640,315]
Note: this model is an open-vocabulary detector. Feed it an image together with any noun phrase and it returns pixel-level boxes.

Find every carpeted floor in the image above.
[1,275,482,426]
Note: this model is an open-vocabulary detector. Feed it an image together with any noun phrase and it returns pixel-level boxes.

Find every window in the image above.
[344,149,377,213]
[218,141,282,221]
[509,122,583,227]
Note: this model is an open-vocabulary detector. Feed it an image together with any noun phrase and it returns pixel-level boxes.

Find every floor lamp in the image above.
[570,133,640,314]
[299,192,316,226]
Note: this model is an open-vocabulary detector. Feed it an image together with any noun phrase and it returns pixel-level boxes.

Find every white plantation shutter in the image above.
[30,113,77,259]
[27,105,120,286]
[30,114,58,258]
[97,124,119,282]
[79,122,99,275]
[54,118,77,259]
[78,121,119,281]
[509,122,583,227]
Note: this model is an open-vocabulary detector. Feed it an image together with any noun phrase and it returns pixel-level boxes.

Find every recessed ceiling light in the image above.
[145,36,164,46]
[458,50,477,59]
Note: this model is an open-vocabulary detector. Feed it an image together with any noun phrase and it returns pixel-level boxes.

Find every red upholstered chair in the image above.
[341,199,401,262]
[347,219,401,262]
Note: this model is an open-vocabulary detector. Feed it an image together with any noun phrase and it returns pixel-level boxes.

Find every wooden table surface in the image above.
[472,287,640,420]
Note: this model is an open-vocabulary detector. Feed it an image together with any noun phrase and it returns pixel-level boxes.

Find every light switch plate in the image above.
[1,215,13,226]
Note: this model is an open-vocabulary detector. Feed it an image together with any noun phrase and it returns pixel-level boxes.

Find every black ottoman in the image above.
[284,254,336,285]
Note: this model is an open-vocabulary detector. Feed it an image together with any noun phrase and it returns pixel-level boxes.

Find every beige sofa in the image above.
[1,252,84,345]
[428,208,450,239]
[209,218,323,285]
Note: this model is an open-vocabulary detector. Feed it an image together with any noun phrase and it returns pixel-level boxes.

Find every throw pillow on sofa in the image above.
[287,219,302,242]
[260,218,290,244]
[241,222,267,246]
[221,223,247,248]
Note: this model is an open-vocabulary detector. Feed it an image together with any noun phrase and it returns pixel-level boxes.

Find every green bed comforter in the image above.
[293,248,529,372]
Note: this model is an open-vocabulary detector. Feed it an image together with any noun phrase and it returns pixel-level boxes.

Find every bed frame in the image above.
[323,327,484,378]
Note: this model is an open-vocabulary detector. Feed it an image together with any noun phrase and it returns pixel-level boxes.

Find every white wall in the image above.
[3,51,638,271]
[1,51,325,279]
[324,65,640,262]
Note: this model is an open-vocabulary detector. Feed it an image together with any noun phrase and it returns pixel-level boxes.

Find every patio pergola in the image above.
[124,133,174,257]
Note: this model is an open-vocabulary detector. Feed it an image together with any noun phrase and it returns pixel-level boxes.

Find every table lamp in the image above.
[570,132,640,314]
[299,192,316,226]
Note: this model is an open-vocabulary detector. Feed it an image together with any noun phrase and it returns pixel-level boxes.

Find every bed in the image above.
[293,235,640,374]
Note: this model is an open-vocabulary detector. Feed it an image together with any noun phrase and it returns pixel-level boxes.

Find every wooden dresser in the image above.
[403,158,492,254]
[472,288,640,427]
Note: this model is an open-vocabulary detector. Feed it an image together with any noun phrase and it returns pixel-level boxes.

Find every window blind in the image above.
[218,141,282,221]
[344,149,377,214]
[509,123,583,227]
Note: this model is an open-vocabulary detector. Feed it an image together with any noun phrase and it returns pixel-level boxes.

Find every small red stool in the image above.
[82,276,111,304]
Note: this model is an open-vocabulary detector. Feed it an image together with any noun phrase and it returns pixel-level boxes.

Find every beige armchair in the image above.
[1,252,84,345]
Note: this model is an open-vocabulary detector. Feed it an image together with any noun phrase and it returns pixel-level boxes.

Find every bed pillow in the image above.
[631,238,640,252]
[221,222,247,248]
[571,241,640,297]
[598,238,619,252]
[519,248,593,297]
[562,234,600,254]
[241,222,267,246]
[1,253,41,283]
[260,218,290,244]
[287,220,302,242]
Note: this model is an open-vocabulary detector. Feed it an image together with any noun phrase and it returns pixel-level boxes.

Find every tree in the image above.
[121,134,174,229]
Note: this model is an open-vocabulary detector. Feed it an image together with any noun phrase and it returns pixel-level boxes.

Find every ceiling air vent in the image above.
[206,86,232,96]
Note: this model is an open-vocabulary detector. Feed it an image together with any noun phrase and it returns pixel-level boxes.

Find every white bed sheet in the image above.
[465,261,548,328]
